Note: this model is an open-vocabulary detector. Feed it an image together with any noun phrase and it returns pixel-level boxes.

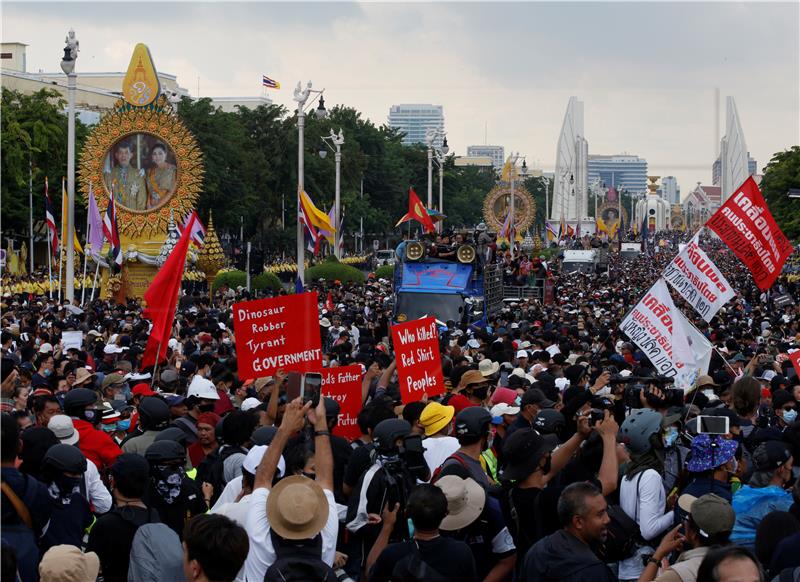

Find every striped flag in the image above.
[499,211,512,242]
[298,192,321,255]
[180,211,206,247]
[103,190,123,268]
[545,221,558,242]
[262,75,281,90]
[44,177,59,257]
[61,177,83,254]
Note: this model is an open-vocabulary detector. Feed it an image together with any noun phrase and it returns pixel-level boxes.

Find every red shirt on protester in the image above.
[72,418,122,471]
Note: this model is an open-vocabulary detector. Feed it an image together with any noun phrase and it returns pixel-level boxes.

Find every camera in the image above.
[617,376,682,409]
[589,408,606,426]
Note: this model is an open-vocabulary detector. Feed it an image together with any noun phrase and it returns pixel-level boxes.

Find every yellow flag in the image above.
[61,178,83,255]
[299,191,335,240]
[500,157,518,182]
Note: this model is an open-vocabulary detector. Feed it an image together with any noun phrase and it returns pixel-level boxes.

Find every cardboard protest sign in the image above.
[620,279,697,390]
[707,177,793,291]
[663,233,735,322]
[391,316,444,403]
[320,364,362,441]
[61,331,83,352]
[233,292,321,380]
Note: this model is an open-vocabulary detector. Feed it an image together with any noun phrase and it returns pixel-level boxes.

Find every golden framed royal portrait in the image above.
[482,185,536,234]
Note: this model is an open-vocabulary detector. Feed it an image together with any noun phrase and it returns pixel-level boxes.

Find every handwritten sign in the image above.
[391,316,444,403]
[233,292,322,380]
[320,364,362,441]
[62,331,83,352]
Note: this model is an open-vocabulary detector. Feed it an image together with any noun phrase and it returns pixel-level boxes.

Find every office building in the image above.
[387,104,444,147]
[466,145,505,171]
[660,176,680,204]
[587,154,648,195]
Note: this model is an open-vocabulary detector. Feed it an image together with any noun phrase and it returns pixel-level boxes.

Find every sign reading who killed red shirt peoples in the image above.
[391,316,445,403]
[320,364,362,440]
[233,292,322,380]
[707,177,793,291]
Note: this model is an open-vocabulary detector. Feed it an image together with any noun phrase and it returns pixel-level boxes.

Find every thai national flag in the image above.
[103,191,123,267]
[181,211,206,247]
[44,177,59,257]
[262,75,281,90]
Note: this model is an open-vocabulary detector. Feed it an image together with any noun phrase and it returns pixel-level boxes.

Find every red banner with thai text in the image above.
[706,177,793,290]
[233,292,321,380]
[391,316,445,403]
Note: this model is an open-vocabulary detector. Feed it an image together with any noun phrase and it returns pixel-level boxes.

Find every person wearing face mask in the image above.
[731,440,794,550]
[680,435,739,507]
[63,388,121,472]
[39,443,93,553]
[122,396,171,455]
[419,402,459,477]
[100,373,126,404]
[173,376,220,444]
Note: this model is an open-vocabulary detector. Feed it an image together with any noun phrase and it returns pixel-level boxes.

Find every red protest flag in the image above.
[706,177,793,291]
[790,350,800,381]
[397,188,435,234]
[141,213,197,369]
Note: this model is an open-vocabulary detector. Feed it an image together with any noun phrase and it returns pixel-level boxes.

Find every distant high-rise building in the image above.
[712,152,757,187]
[551,97,589,221]
[661,176,680,204]
[587,154,648,196]
[387,104,444,147]
[466,145,505,171]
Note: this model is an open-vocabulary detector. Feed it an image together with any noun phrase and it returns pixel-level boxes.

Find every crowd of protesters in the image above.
[2,228,800,582]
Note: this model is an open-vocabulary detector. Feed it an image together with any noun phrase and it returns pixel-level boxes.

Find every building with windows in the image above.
[712,153,757,187]
[466,145,505,171]
[387,104,444,147]
[587,154,648,195]
[660,176,680,204]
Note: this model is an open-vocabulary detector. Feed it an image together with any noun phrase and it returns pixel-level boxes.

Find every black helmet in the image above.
[145,440,185,464]
[454,407,492,440]
[63,388,98,417]
[373,418,411,453]
[42,444,87,474]
[251,426,277,446]
[153,427,188,447]
[137,397,170,431]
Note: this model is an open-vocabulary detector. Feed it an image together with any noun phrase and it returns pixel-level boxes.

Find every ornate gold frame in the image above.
[597,201,629,231]
[78,95,204,238]
[482,185,536,233]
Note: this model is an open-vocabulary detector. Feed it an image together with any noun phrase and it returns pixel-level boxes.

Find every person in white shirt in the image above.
[618,408,675,581]
[243,398,339,581]
[419,402,459,477]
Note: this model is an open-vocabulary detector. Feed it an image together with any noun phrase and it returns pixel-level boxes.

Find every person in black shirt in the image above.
[88,453,159,582]
[367,483,477,582]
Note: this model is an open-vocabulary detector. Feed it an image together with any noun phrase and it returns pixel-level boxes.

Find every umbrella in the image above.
[64,304,84,316]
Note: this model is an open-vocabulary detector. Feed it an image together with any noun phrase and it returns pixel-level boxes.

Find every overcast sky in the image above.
[5,1,799,196]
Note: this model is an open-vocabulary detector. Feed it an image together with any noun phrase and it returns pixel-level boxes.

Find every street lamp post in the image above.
[320,129,345,258]
[61,29,78,303]
[541,175,551,235]
[293,81,327,286]
[508,153,527,257]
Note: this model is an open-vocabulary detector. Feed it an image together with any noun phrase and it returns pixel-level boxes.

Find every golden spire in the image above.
[197,212,226,295]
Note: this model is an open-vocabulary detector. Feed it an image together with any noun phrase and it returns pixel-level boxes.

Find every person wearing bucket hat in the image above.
[639,493,735,582]
[243,397,338,582]
[38,545,100,582]
[436,475,517,581]
[419,402,459,475]
[681,434,739,503]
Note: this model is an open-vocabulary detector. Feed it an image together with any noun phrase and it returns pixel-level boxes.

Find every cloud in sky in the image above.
[4,1,798,196]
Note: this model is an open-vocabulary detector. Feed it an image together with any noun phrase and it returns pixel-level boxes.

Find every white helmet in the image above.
[187,376,219,400]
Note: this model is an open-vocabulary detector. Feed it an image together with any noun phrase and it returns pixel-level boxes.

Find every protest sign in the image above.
[662,233,735,322]
[391,316,445,403]
[62,331,83,352]
[707,177,793,290]
[674,309,713,375]
[620,279,697,390]
[233,292,322,380]
[320,364,362,441]
[790,350,800,382]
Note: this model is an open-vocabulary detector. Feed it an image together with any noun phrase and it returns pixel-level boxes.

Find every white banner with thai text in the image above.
[662,233,735,322]
[620,278,698,391]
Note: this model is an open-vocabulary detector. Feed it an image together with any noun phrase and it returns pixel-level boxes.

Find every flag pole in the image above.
[58,177,67,304]
[80,198,91,305]
[45,177,53,300]
[90,259,100,303]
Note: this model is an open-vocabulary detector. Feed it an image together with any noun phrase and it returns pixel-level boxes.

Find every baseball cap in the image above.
[48,415,79,445]
[101,373,125,390]
[752,441,792,472]
[103,344,123,355]
[466,339,481,349]
[164,394,186,407]
[454,407,492,439]
[520,387,555,409]
[241,397,261,412]
[160,369,179,384]
[241,444,285,477]
[502,427,558,481]
[687,434,738,473]
[491,387,519,406]
[419,402,456,436]
[490,403,520,422]
[677,493,736,537]
[516,350,528,359]
[533,409,565,435]
[132,383,156,398]
[38,342,54,354]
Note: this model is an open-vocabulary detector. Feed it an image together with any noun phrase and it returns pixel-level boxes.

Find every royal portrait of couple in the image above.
[103,134,177,211]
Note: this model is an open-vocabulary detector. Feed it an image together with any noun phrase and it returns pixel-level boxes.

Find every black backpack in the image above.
[389,541,450,582]
[599,472,644,562]
[263,531,338,582]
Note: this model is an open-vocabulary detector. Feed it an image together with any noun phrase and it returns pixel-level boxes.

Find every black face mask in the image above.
[197,402,215,413]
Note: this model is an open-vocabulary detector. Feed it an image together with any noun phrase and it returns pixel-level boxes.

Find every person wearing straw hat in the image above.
[436,475,517,581]
[243,397,339,582]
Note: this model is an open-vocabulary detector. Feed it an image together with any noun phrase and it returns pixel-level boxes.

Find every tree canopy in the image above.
[760,145,800,240]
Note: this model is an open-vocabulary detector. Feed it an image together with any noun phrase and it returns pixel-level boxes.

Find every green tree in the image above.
[760,146,800,240]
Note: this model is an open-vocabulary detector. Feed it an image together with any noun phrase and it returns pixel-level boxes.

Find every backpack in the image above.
[599,472,644,562]
[430,452,470,483]
[263,531,338,582]
[389,541,450,582]
[128,522,184,582]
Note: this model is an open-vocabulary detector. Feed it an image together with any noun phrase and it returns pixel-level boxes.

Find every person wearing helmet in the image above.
[121,396,171,456]
[618,408,677,581]
[63,387,121,471]
[39,444,93,553]
[172,376,220,445]
[434,407,496,490]
[143,439,206,538]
